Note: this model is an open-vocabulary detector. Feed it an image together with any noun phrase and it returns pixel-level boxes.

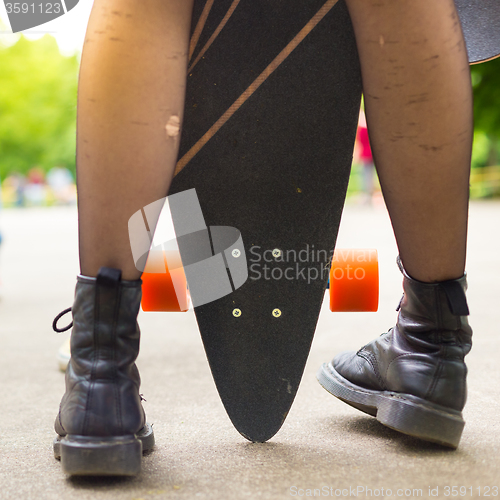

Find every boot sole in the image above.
[53,423,154,476]
[317,362,465,448]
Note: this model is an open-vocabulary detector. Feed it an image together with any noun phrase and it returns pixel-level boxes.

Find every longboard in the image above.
[168,0,362,442]
[456,0,500,64]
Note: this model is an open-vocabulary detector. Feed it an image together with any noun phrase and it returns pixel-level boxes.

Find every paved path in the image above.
[0,201,498,499]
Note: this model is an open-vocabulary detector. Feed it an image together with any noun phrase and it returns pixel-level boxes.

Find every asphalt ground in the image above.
[0,200,498,500]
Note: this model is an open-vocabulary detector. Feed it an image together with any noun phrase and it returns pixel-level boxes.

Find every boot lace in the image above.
[53,307,73,333]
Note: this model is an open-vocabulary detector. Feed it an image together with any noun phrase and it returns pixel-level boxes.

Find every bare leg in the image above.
[345,0,473,282]
[317,1,474,448]
[55,3,195,475]
[76,0,193,280]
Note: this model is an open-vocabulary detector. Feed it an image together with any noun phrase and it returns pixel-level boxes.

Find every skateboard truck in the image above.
[141,246,379,313]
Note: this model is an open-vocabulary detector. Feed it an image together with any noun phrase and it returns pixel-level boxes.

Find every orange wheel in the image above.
[329,248,379,312]
[141,250,189,312]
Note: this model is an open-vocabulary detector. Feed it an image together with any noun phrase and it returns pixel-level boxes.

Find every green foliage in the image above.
[471,57,500,139]
[471,58,500,139]
[470,57,500,170]
[0,35,78,178]
[471,130,491,169]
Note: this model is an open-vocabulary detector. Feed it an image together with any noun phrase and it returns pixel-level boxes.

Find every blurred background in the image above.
[0,1,499,207]
[0,0,90,209]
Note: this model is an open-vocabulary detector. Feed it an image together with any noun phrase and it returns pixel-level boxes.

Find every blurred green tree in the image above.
[0,34,78,178]
[470,57,500,167]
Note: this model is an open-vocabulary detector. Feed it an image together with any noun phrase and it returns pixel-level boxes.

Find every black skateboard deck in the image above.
[456,0,500,63]
[168,0,362,442]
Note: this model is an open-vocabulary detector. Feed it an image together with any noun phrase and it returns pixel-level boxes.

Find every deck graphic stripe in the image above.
[188,0,241,73]
[189,0,215,61]
[176,0,339,175]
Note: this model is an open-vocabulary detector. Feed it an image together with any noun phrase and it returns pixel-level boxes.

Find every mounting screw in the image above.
[272,249,282,258]
[233,308,242,317]
[272,309,282,318]
[232,249,241,258]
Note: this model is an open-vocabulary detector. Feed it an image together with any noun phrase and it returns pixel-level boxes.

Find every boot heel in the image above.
[56,435,142,476]
[377,396,465,449]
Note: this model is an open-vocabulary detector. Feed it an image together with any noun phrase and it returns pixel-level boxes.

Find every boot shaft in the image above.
[70,270,142,379]
[56,268,146,437]
[397,258,472,354]
[391,260,472,410]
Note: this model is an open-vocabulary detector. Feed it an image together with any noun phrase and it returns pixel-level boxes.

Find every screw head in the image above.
[232,249,241,258]
[272,308,282,318]
[272,249,281,258]
[233,308,242,317]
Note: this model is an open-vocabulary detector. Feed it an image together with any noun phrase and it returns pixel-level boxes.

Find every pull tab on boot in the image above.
[440,280,470,316]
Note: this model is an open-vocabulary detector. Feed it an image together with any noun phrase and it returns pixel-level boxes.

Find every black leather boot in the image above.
[317,258,472,448]
[53,267,154,475]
